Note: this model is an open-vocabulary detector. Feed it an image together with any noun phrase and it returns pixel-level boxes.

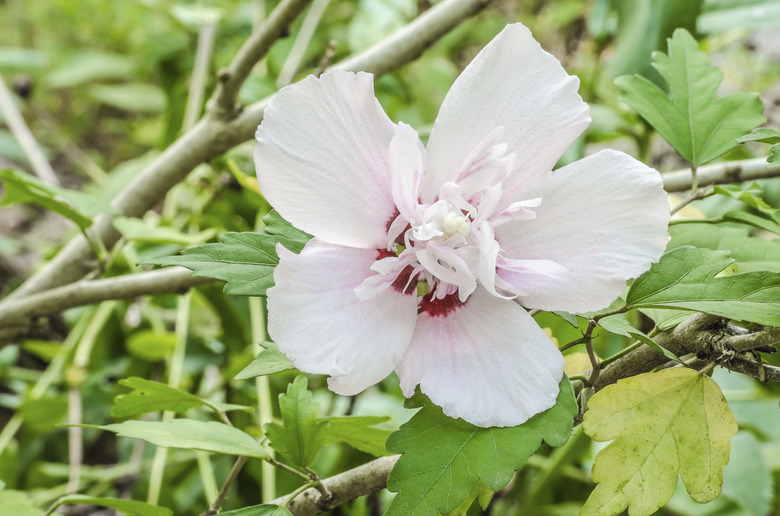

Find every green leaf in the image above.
[722,210,780,235]
[113,217,217,245]
[111,377,250,419]
[597,313,685,364]
[90,83,167,114]
[217,504,292,516]
[721,432,772,516]
[151,211,310,296]
[581,368,738,516]
[713,182,780,223]
[264,376,326,467]
[17,398,68,432]
[99,419,270,459]
[768,143,780,164]
[385,377,577,516]
[736,127,780,144]
[46,495,171,516]
[261,209,311,254]
[125,331,177,362]
[320,416,392,457]
[45,50,135,88]
[626,246,780,325]
[615,29,765,167]
[0,169,114,230]
[667,224,780,273]
[0,490,45,516]
[234,344,293,379]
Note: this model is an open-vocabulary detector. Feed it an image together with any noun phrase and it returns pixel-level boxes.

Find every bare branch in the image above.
[209,0,314,119]
[0,72,60,185]
[272,455,399,515]
[663,158,780,192]
[0,267,212,329]
[0,0,492,316]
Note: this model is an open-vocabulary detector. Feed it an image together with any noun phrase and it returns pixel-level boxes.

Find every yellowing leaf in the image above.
[581,368,737,516]
[563,352,591,376]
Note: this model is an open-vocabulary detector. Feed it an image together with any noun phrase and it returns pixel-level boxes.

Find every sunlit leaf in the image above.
[264,376,326,468]
[582,368,737,515]
[99,419,270,458]
[385,378,577,516]
[90,83,166,113]
[45,50,135,88]
[320,416,392,457]
[616,29,765,167]
[0,169,114,230]
[626,246,780,325]
[46,495,171,516]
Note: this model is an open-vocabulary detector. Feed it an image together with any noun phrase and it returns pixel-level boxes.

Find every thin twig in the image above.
[669,185,714,216]
[209,0,314,119]
[0,267,211,329]
[663,157,780,192]
[200,455,250,516]
[0,72,60,185]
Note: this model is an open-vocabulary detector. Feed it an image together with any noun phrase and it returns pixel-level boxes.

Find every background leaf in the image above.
[264,376,326,468]
[626,246,780,326]
[0,169,114,230]
[218,504,293,516]
[385,378,577,516]
[582,368,738,516]
[100,420,270,459]
[234,344,293,380]
[320,416,392,457]
[46,495,171,516]
[616,29,765,167]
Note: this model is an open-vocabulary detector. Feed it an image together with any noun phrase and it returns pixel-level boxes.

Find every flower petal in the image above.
[255,71,397,249]
[395,288,564,427]
[424,23,590,203]
[495,150,670,313]
[268,239,418,395]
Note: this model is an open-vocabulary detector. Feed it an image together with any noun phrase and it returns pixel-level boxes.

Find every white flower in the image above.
[254,23,670,427]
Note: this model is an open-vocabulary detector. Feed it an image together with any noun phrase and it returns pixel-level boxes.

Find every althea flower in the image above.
[254,23,670,427]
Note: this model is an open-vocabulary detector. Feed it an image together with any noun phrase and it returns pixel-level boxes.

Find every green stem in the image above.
[250,296,276,501]
[148,291,192,505]
[197,452,219,505]
[0,308,93,456]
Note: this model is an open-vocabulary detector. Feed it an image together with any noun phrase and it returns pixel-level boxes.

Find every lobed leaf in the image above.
[581,368,737,516]
[264,376,326,468]
[385,378,577,516]
[151,210,311,296]
[100,419,270,459]
[626,246,780,326]
[616,29,764,167]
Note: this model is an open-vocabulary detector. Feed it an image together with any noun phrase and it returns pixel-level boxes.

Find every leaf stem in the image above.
[200,455,249,516]
[284,481,319,508]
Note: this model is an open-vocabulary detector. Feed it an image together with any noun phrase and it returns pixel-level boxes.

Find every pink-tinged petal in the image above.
[389,122,426,223]
[424,23,590,203]
[395,288,564,427]
[268,239,418,395]
[495,150,670,313]
[255,71,396,249]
